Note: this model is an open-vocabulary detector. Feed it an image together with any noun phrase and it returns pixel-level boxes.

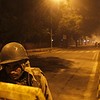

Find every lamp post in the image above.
[50,0,61,49]
[50,7,53,49]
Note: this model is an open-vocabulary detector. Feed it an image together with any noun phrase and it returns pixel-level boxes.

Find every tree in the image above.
[57,1,83,47]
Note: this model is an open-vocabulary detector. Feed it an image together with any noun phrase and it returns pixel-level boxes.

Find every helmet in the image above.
[0,42,29,65]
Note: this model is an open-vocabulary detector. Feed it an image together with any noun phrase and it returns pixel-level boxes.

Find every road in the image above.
[28,47,100,100]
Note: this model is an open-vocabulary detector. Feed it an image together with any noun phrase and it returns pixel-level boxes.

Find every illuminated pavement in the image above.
[29,48,100,100]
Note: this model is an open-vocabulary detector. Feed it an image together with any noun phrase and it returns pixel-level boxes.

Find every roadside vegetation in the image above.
[0,0,99,48]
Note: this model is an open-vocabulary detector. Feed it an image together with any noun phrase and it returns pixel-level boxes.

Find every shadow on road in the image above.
[29,55,74,72]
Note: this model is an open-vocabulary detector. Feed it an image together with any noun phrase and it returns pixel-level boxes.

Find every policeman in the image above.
[0,42,52,100]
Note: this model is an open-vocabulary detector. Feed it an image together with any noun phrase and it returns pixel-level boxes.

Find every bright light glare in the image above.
[87,40,89,42]
[51,0,60,3]
[51,0,66,3]
[54,0,60,2]
[50,0,67,5]
[83,40,86,43]
[51,0,61,4]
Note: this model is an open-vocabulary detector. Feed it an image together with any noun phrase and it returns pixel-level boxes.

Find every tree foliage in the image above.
[56,0,100,47]
[0,0,100,47]
[0,0,50,45]
[57,1,83,47]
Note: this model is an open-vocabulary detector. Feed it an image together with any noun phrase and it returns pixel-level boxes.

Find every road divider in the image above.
[27,48,51,52]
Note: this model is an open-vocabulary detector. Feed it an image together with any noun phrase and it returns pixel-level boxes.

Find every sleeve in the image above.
[31,68,53,100]
[40,72,53,100]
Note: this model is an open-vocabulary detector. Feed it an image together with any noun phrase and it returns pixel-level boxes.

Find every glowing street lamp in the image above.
[50,0,61,49]
[51,0,60,4]
[50,0,67,5]
[49,0,68,49]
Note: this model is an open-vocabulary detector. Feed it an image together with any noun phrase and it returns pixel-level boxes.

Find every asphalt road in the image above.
[28,47,100,100]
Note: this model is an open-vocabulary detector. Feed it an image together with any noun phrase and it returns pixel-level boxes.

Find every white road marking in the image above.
[84,52,99,100]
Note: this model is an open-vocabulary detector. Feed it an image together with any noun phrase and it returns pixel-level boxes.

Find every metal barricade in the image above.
[0,82,45,100]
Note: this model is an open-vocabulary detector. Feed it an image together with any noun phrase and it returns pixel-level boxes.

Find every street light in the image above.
[49,0,67,49]
[50,7,53,49]
[51,0,60,4]
[50,0,61,49]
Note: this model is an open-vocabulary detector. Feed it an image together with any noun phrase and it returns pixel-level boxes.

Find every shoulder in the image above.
[25,67,45,76]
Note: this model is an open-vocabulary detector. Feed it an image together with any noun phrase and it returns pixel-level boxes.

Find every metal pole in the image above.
[50,18,52,49]
[50,8,53,49]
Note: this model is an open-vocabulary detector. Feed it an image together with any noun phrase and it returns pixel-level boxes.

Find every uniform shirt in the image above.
[0,67,53,100]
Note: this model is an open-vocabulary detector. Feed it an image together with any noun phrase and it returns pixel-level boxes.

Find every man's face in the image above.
[3,61,24,80]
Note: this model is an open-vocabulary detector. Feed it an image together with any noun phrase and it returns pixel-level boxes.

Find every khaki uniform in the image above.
[0,67,53,100]
[25,67,53,100]
[0,42,53,100]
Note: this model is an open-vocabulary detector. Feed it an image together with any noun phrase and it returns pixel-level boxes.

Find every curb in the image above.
[27,48,52,52]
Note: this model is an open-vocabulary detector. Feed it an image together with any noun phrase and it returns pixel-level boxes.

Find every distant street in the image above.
[28,47,100,100]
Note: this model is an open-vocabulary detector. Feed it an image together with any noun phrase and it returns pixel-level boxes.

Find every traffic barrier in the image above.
[0,82,45,100]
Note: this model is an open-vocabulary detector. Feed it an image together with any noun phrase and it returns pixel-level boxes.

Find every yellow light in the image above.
[51,0,68,4]
[51,0,60,2]
[51,0,60,4]
[54,0,60,2]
